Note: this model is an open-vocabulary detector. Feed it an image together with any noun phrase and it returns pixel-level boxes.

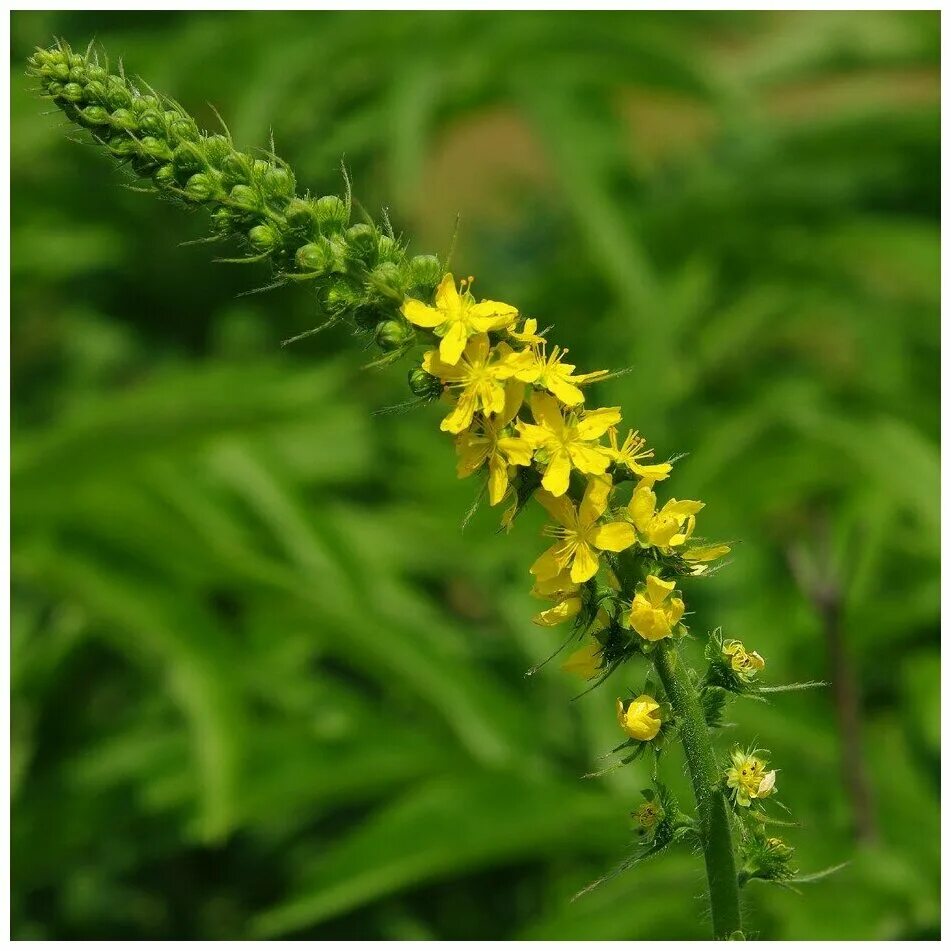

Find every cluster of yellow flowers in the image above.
[402,273,733,747]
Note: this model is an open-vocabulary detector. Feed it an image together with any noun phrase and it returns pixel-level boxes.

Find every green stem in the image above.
[653,639,742,939]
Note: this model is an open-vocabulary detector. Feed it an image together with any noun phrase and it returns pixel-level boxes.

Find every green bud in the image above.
[68,65,86,84]
[228,184,260,211]
[284,197,317,230]
[220,152,251,187]
[368,261,405,298]
[408,254,443,293]
[376,235,401,263]
[313,195,349,233]
[86,64,107,83]
[167,116,199,146]
[173,141,205,177]
[50,62,70,82]
[68,53,84,68]
[45,81,64,99]
[345,223,378,261]
[185,172,217,202]
[210,207,235,237]
[110,108,137,132]
[408,367,443,400]
[295,239,335,274]
[138,110,166,137]
[83,80,107,104]
[262,166,295,201]
[249,224,279,253]
[107,134,136,158]
[322,279,362,314]
[61,82,85,103]
[104,77,131,111]
[153,164,177,188]
[375,319,415,352]
[140,136,173,163]
[202,134,233,168]
[131,94,159,116]
[78,105,111,127]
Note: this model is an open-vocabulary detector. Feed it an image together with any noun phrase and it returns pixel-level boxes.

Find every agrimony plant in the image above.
[29,39,836,939]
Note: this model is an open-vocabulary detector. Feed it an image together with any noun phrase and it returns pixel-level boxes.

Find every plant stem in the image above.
[652,639,742,939]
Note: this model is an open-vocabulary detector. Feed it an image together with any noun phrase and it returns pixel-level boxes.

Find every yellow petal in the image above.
[561,639,601,679]
[567,443,610,475]
[402,298,444,328]
[497,435,533,468]
[469,299,518,330]
[628,482,657,533]
[529,544,564,581]
[532,596,582,627]
[645,574,676,606]
[579,473,612,524]
[569,542,600,583]
[440,389,478,434]
[487,455,509,506]
[435,273,459,314]
[531,568,578,598]
[684,544,731,562]
[535,489,577,527]
[514,421,551,449]
[541,449,572,497]
[546,374,585,406]
[455,433,490,476]
[530,391,565,434]
[590,521,636,553]
[574,406,621,440]
[438,320,469,365]
[668,596,685,627]
[498,380,526,425]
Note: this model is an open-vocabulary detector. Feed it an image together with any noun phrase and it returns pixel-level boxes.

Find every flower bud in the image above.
[295,239,334,275]
[131,94,158,116]
[313,194,349,233]
[616,695,662,741]
[78,105,111,127]
[376,234,400,263]
[261,165,294,201]
[228,184,260,211]
[167,116,199,146]
[185,172,217,202]
[408,367,443,399]
[83,80,107,104]
[284,197,317,230]
[375,319,415,352]
[110,108,137,132]
[408,254,443,293]
[45,81,64,99]
[49,62,70,82]
[107,134,136,158]
[345,223,378,261]
[86,64,107,83]
[202,134,232,167]
[220,152,251,187]
[248,224,279,253]
[61,82,85,103]
[172,141,205,178]
[68,65,87,84]
[138,109,165,137]
[210,207,235,237]
[153,164,177,188]
[68,53,84,68]
[104,77,131,111]
[140,136,173,163]
[368,261,404,299]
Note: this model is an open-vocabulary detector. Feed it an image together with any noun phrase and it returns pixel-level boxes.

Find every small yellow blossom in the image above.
[726,749,777,807]
[517,392,621,497]
[455,381,533,504]
[508,317,546,346]
[530,475,636,584]
[502,342,608,406]
[616,695,662,741]
[683,543,731,566]
[607,428,672,481]
[422,334,512,434]
[628,478,704,549]
[722,639,766,680]
[629,574,685,641]
[403,273,517,365]
[561,637,603,679]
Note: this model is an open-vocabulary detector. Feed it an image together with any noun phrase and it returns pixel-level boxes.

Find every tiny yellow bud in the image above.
[616,695,662,742]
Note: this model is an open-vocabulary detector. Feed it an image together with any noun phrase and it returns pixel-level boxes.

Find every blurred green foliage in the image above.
[11,10,939,940]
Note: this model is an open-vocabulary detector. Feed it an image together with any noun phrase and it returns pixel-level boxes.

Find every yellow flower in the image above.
[455,381,533,504]
[628,478,704,549]
[616,695,662,741]
[530,475,636,584]
[422,334,512,434]
[629,574,685,641]
[726,749,777,807]
[561,637,603,679]
[403,273,518,365]
[517,392,621,497]
[508,317,546,346]
[502,342,608,406]
[607,427,672,481]
[722,639,765,680]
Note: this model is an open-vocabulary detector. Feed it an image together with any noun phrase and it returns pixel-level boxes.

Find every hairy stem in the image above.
[653,640,742,939]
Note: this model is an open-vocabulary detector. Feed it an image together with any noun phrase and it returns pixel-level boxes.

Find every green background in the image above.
[10,10,939,940]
